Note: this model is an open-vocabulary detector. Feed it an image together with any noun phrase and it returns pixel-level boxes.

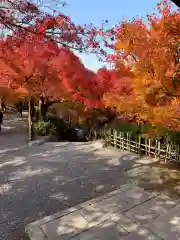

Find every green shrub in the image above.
[164,131,180,147]
[46,113,70,139]
[106,121,141,137]
[34,119,56,136]
[105,119,180,149]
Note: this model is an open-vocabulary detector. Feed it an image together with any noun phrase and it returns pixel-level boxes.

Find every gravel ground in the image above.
[1,113,180,240]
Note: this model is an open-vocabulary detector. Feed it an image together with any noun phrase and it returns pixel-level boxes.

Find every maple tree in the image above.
[0,0,108,129]
[0,31,109,119]
[0,0,179,138]
[0,0,105,56]
[0,34,61,97]
[0,31,63,139]
[0,1,125,110]
[102,0,180,130]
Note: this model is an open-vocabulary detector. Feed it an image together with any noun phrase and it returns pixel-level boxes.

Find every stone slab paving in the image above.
[124,194,179,225]
[1,137,153,240]
[26,184,180,240]
[146,202,180,239]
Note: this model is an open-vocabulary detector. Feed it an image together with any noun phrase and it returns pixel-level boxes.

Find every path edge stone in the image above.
[28,136,52,147]
[25,183,137,239]
[25,227,46,240]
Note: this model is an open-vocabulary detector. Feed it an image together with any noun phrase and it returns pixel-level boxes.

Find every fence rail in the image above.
[106,129,180,163]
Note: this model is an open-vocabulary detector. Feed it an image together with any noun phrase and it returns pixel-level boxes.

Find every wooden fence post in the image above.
[119,132,122,149]
[148,138,151,156]
[155,139,158,160]
[122,132,124,150]
[108,128,110,143]
[128,133,131,152]
[155,139,161,160]
[109,128,112,145]
[104,128,180,164]
[114,130,117,148]
[158,140,161,160]
[135,136,138,154]
[145,138,147,155]
[165,143,170,163]
[138,136,141,154]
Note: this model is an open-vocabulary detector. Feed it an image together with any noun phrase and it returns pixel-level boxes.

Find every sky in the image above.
[48,0,177,71]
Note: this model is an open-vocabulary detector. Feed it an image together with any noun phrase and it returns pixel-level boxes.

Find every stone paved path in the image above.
[0,113,28,151]
[0,113,156,240]
[1,139,150,240]
[1,113,180,240]
[26,184,180,239]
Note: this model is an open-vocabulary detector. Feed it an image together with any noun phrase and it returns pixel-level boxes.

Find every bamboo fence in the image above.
[105,129,180,163]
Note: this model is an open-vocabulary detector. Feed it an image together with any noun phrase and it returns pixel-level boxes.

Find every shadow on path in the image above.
[0,113,28,151]
[0,140,152,240]
[1,114,180,239]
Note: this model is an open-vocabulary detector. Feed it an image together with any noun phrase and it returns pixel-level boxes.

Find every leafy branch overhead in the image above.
[0,0,179,132]
[0,0,106,55]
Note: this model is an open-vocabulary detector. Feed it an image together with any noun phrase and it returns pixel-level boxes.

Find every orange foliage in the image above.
[105,0,180,130]
[0,0,179,129]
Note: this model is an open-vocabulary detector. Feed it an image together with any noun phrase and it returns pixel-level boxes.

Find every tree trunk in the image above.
[38,99,42,121]
[28,92,32,142]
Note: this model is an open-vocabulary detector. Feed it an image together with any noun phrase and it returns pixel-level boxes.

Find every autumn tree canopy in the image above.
[0,31,108,109]
[0,0,108,106]
[0,0,105,55]
[102,0,180,130]
[0,0,179,132]
[0,34,61,97]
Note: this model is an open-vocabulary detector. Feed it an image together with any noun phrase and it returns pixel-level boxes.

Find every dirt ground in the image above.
[126,159,180,198]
